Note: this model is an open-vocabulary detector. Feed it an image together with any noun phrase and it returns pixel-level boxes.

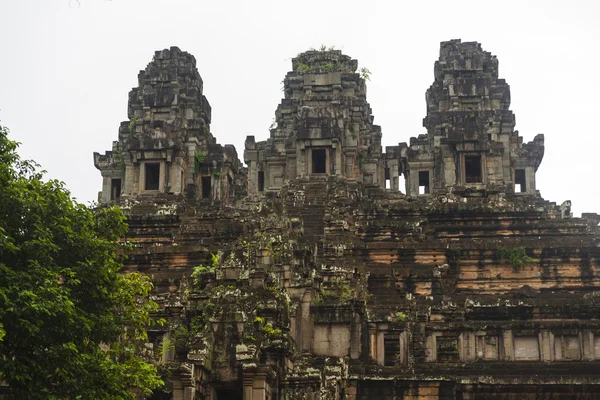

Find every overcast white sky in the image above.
[1,0,599,216]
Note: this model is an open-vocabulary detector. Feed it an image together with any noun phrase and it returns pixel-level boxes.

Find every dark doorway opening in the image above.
[465,155,482,183]
[145,163,160,190]
[215,388,243,400]
[418,171,430,194]
[515,169,526,193]
[258,171,265,192]
[384,333,399,366]
[201,176,211,198]
[312,149,326,174]
[110,178,121,201]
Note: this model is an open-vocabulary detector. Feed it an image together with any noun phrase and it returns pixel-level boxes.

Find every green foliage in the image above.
[396,312,407,322]
[359,67,371,81]
[128,117,137,135]
[211,252,219,267]
[191,264,213,277]
[113,146,126,173]
[261,322,282,338]
[0,123,163,399]
[191,253,219,287]
[319,282,355,303]
[297,63,311,73]
[497,247,535,268]
[322,62,335,71]
[254,316,264,324]
[319,44,327,51]
[194,152,206,173]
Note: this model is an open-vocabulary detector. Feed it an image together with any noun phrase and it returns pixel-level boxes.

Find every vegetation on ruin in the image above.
[0,124,163,399]
[128,117,137,135]
[113,145,126,173]
[395,311,408,322]
[359,67,371,81]
[194,152,206,172]
[297,63,311,73]
[497,247,535,268]
[191,253,219,287]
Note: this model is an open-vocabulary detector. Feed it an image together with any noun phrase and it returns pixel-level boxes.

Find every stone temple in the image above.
[94,40,600,399]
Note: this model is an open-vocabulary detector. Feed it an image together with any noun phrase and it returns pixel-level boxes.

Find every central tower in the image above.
[244,49,385,196]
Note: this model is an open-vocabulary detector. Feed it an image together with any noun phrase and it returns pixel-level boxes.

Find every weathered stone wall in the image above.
[93,42,600,400]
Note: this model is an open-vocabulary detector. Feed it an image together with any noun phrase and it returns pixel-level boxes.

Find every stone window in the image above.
[514,336,540,360]
[418,171,430,194]
[312,149,326,174]
[110,178,121,201]
[201,176,211,199]
[436,336,460,362]
[144,163,160,191]
[464,155,482,183]
[385,168,391,189]
[554,335,580,360]
[258,171,265,192]
[384,333,399,366]
[515,169,526,193]
[475,335,499,360]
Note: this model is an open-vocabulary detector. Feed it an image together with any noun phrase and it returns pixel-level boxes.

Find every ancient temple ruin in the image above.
[94,40,600,399]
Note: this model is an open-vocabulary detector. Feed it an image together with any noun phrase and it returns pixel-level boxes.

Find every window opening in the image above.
[201,176,211,199]
[110,178,121,200]
[515,169,526,193]
[398,173,406,194]
[145,163,160,190]
[464,155,482,183]
[312,149,326,174]
[258,171,265,192]
[385,168,391,189]
[418,171,430,194]
[384,333,399,366]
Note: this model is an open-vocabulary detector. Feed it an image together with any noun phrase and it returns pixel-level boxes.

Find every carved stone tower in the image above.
[397,40,544,197]
[244,49,384,196]
[94,46,244,206]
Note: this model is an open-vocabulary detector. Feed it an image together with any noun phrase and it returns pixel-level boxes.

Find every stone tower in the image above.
[244,49,384,196]
[395,40,544,196]
[94,47,244,208]
[87,43,600,400]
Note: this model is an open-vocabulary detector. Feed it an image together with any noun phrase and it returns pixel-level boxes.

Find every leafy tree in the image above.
[0,124,163,399]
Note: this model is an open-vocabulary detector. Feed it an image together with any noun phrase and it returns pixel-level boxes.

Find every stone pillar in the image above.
[502,329,514,361]
[582,331,594,360]
[525,166,536,194]
[369,325,377,361]
[335,144,342,176]
[243,366,273,400]
[101,175,111,203]
[243,376,254,400]
[462,332,476,362]
[376,328,385,365]
[539,330,553,361]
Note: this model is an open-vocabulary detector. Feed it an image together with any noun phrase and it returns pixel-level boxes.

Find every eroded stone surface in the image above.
[94,41,600,400]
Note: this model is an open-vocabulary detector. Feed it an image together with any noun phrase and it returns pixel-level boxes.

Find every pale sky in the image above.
[1,0,599,216]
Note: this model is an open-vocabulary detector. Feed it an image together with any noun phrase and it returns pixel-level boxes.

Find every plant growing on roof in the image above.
[359,67,371,81]
[297,63,311,73]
